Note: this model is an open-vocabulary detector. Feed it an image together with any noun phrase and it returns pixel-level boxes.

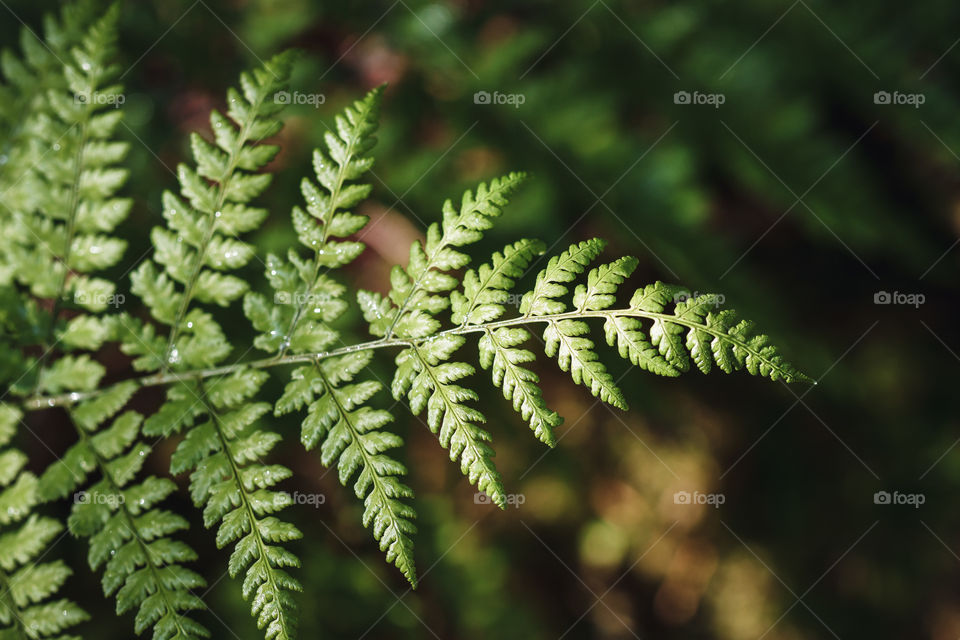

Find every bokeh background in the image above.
[3,0,960,638]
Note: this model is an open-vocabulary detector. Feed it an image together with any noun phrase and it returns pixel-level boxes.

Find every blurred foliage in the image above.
[2,0,958,638]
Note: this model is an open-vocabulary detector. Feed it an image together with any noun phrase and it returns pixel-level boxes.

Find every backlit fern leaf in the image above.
[276,351,418,586]
[460,239,562,445]
[394,336,506,508]
[245,87,418,584]
[127,53,303,640]
[38,382,209,640]
[169,370,302,640]
[131,51,296,373]
[0,404,87,640]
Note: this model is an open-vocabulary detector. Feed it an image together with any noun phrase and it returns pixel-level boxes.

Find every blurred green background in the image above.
[4,0,960,638]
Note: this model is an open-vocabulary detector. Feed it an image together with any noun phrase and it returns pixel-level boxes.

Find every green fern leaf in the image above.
[171,370,301,640]
[520,238,606,316]
[395,337,506,508]
[0,404,88,640]
[39,393,209,640]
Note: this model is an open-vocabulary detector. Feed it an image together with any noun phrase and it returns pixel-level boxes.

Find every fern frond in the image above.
[478,327,562,446]
[0,404,88,639]
[38,383,209,640]
[358,175,527,505]
[458,239,563,445]
[276,352,418,586]
[519,239,627,408]
[366,172,527,340]
[9,4,130,312]
[393,337,506,508]
[244,85,383,356]
[169,370,302,640]
[619,282,809,382]
[244,87,421,585]
[0,0,97,203]
[131,51,296,373]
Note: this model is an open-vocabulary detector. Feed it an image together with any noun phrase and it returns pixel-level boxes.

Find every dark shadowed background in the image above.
[3,1,959,638]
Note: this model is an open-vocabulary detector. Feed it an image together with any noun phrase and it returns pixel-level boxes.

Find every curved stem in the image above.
[21,307,803,411]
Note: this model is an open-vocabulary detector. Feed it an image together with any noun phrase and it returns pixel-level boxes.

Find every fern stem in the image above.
[22,307,804,411]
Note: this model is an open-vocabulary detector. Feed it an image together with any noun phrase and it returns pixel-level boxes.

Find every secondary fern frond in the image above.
[0,404,87,640]
[131,51,296,373]
[169,370,301,640]
[455,239,563,446]
[127,53,304,640]
[11,4,129,313]
[244,86,421,586]
[365,171,527,340]
[394,336,506,507]
[275,352,418,586]
[244,84,383,356]
[0,0,97,219]
[38,382,209,640]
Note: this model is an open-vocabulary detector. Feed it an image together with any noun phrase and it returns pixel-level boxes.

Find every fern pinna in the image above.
[0,3,809,639]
